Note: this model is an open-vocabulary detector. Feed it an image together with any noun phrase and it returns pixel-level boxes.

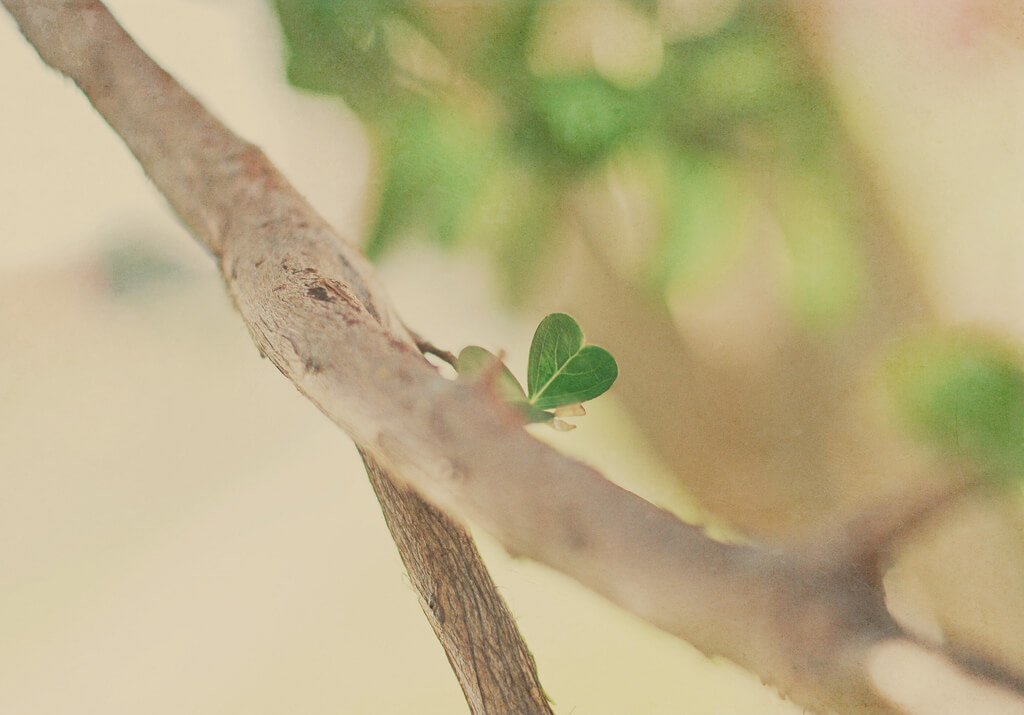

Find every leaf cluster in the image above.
[270,1,863,318]
[456,313,618,429]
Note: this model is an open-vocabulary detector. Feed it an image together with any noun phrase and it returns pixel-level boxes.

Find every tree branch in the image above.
[1,2,551,712]
[6,1,1024,712]
[360,450,550,713]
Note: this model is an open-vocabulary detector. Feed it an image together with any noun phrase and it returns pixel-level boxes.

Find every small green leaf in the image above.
[456,346,553,424]
[527,313,618,410]
[457,346,526,402]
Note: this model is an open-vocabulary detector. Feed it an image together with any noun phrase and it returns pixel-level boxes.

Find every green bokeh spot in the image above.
[657,150,748,292]
[886,335,1024,485]
[528,75,645,166]
[369,107,496,257]
[272,0,412,117]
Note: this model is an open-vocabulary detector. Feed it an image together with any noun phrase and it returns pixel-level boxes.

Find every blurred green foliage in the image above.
[774,171,864,327]
[369,106,498,256]
[656,148,747,291]
[520,74,648,167]
[886,335,1024,487]
[271,0,862,317]
[271,0,1024,490]
[274,0,416,117]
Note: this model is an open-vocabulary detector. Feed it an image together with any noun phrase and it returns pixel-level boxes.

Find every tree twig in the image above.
[405,323,459,368]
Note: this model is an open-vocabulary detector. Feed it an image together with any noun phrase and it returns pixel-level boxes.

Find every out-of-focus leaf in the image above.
[520,74,647,169]
[272,0,415,117]
[774,170,864,328]
[885,334,1024,486]
[526,0,663,90]
[468,168,560,304]
[656,149,749,292]
[654,6,823,154]
[690,36,792,117]
[368,107,497,258]
[460,0,541,90]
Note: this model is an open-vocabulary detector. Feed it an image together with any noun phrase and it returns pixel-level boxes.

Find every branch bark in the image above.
[6,1,1024,712]
[1,2,551,712]
[360,451,550,712]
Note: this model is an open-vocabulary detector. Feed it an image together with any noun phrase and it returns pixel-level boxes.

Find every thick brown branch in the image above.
[361,452,550,713]
[6,1,1024,713]
[0,1,551,712]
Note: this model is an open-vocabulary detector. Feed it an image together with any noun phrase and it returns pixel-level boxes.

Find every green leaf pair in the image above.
[457,313,618,429]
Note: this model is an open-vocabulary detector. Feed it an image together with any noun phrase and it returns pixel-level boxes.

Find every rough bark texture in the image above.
[6,1,1024,713]
[361,451,551,713]
[0,1,552,712]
